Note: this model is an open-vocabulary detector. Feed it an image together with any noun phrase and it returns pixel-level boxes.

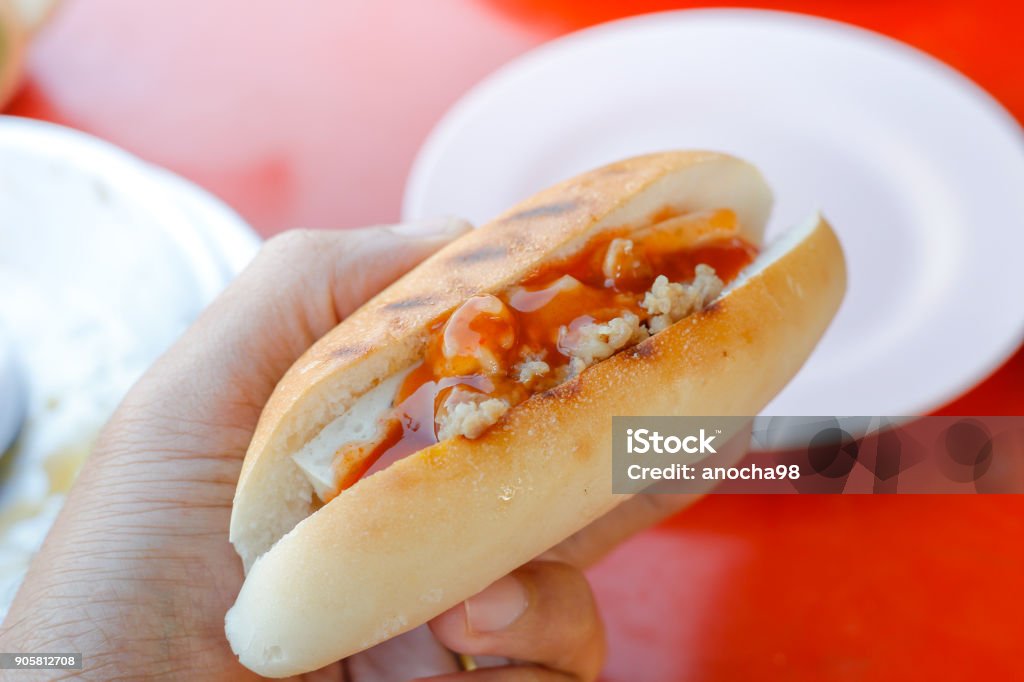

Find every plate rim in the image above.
[402,8,1024,416]
[404,9,1024,222]
[0,114,260,298]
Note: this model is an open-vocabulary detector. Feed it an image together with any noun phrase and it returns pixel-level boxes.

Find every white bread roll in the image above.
[226,152,846,677]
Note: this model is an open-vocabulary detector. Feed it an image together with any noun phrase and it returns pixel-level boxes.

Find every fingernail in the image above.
[387,217,472,239]
[464,575,528,633]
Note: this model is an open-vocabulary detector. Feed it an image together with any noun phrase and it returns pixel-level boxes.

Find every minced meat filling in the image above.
[427,234,736,439]
[561,310,649,378]
[641,264,724,334]
[308,210,757,501]
[433,253,726,439]
[436,389,511,441]
[515,354,552,386]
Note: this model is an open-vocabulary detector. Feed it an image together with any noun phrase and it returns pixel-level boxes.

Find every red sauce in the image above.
[324,208,758,501]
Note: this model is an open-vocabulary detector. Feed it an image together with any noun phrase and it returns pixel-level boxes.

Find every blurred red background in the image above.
[7,1,1022,679]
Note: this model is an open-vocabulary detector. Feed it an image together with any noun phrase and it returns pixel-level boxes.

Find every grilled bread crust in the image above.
[226,152,844,677]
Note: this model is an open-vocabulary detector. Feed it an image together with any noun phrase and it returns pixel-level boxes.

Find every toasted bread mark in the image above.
[506,200,578,221]
[383,296,437,311]
[447,244,509,264]
[625,339,658,360]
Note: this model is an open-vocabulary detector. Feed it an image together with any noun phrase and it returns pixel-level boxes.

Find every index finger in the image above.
[425,561,605,682]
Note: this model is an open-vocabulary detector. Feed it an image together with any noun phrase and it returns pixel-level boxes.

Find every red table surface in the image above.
[7,1,1023,680]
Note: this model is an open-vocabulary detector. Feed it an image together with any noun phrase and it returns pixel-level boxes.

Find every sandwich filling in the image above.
[294,208,758,502]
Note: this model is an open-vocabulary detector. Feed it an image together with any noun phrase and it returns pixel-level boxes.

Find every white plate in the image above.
[0,116,260,614]
[404,10,1024,417]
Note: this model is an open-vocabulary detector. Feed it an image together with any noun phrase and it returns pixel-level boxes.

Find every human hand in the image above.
[0,221,700,680]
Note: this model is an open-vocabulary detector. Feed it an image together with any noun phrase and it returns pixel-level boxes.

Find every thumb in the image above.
[323,218,474,323]
[197,217,471,382]
[248,217,472,340]
[127,218,471,442]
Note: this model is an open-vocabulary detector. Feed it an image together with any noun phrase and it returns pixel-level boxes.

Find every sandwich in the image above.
[225,151,847,677]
